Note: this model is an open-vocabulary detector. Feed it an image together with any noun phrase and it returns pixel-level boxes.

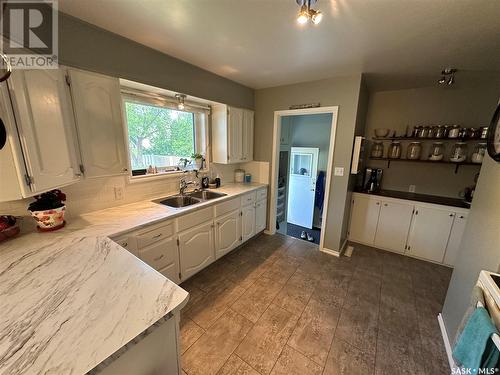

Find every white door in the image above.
[139,236,180,284]
[242,109,254,161]
[443,212,468,266]
[374,200,414,253]
[215,209,241,259]
[178,221,215,280]
[348,196,381,244]
[287,147,319,229]
[69,69,128,177]
[255,199,267,233]
[228,107,243,163]
[406,206,455,263]
[241,204,256,242]
[9,69,81,193]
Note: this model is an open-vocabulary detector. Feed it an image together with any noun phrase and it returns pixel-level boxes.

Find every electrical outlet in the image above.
[334,167,344,176]
[114,187,124,200]
[409,185,416,193]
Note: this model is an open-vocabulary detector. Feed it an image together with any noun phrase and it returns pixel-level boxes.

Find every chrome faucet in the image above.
[179,174,199,195]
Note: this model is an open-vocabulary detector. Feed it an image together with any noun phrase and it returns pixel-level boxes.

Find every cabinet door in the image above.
[215,209,241,259]
[69,69,128,177]
[241,204,256,242]
[228,107,243,163]
[255,199,267,233]
[242,110,254,162]
[348,196,381,244]
[178,221,215,280]
[443,212,468,266]
[406,206,455,263]
[9,69,80,193]
[374,201,414,253]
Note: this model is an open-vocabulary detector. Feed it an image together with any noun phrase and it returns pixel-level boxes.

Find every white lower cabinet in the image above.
[406,206,455,263]
[178,221,215,280]
[215,209,241,259]
[374,201,414,253]
[139,236,180,284]
[255,199,267,233]
[443,212,468,266]
[348,193,468,266]
[241,204,256,242]
[348,196,381,244]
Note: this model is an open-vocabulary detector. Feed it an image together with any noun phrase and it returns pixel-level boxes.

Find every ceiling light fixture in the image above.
[437,68,457,85]
[296,0,322,25]
[175,93,186,110]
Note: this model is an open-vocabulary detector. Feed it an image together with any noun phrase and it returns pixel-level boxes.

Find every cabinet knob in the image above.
[449,213,454,217]
[123,168,128,172]
[122,242,128,247]
[153,254,165,261]
[459,215,464,219]
[376,202,380,205]
[384,203,388,207]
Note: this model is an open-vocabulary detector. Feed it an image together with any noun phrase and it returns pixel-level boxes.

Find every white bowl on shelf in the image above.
[374,128,390,138]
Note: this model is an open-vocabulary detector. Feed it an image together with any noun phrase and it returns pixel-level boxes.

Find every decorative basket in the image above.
[0,225,20,242]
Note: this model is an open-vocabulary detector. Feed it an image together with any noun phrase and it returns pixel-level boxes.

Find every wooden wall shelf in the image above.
[368,157,482,173]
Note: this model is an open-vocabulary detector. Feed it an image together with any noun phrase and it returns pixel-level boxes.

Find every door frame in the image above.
[268,106,339,254]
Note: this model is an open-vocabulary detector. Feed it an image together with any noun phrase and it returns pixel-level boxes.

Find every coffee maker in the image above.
[363,168,383,193]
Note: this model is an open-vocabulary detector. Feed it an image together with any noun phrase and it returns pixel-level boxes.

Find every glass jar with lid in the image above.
[388,141,402,159]
[429,142,444,161]
[434,125,446,138]
[471,143,486,164]
[450,142,468,163]
[407,142,422,160]
[448,125,461,138]
[370,141,384,158]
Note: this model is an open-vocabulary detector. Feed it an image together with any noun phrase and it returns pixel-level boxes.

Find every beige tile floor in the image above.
[179,233,452,375]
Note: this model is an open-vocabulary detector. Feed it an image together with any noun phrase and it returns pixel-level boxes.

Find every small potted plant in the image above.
[28,189,67,231]
[192,153,204,170]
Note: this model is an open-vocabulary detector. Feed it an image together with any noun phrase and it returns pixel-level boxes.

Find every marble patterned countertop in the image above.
[0,183,267,375]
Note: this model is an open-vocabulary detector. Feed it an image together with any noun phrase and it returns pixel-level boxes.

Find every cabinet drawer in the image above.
[135,221,174,248]
[139,236,177,272]
[241,192,256,207]
[256,188,267,201]
[215,197,241,217]
[176,206,213,232]
[111,235,138,256]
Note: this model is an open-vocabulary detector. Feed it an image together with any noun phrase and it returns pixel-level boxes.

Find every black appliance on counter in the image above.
[363,168,383,193]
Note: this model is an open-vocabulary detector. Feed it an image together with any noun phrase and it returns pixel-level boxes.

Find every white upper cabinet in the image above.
[406,205,455,263]
[8,69,81,194]
[374,200,414,253]
[211,104,254,164]
[348,195,381,244]
[68,69,128,178]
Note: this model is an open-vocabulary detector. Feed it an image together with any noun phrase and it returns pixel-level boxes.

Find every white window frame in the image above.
[121,90,210,183]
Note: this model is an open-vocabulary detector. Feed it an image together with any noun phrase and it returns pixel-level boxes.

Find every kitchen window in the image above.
[122,92,208,179]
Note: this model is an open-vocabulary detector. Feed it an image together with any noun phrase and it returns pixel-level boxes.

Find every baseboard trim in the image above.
[320,247,340,257]
[437,313,455,374]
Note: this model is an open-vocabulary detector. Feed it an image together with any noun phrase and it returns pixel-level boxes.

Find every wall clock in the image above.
[487,104,500,162]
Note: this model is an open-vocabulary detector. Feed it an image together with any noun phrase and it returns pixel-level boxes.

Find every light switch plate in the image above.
[409,184,416,193]
[114,187,124,200]
[334,167,344,176]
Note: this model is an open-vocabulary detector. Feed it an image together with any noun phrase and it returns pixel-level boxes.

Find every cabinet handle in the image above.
[459,215,464,219]
[152,233,162,239]
[153,254,165,261]
[122,242,128,247]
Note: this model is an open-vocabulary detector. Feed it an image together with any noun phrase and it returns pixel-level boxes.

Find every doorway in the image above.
[272,109,337,251]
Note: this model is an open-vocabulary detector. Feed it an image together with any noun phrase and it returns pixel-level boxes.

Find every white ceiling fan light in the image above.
[296,0,322,25]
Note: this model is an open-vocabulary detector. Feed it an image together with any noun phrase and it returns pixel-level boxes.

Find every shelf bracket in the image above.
[455,164,459,174]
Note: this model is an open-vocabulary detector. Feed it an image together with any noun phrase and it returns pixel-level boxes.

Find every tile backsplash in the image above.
[0,161,269,221]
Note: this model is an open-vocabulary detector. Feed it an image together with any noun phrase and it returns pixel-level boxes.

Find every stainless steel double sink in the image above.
[153,190,227,208]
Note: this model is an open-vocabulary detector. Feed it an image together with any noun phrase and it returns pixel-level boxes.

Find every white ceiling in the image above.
[59,0,500,90]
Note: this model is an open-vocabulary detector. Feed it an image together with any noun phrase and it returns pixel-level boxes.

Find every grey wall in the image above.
[441,155,500,339]
[289,114,332,171]
[255,74,363,252]
[58,13,254,109]
[364,83,499,197]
